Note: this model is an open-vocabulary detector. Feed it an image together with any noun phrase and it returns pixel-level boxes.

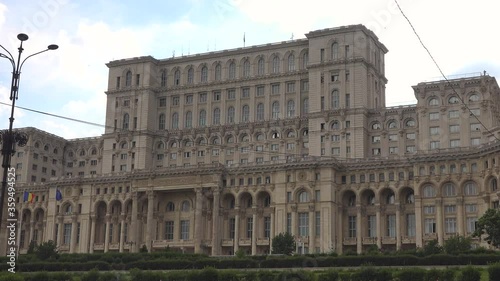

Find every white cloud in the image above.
[0,3,6,31]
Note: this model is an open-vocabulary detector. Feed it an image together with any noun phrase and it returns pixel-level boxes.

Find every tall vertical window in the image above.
[256,103,264,121]
[315,211,321,237]
[387,215,396,237]
[63,223,72,245]
[185,111,192,128]
[445,218,456,234]
[272,101,280,119]
[108,224,114,242]
[215,64,222,81]
[213,108,221,125]
[287,100,295,117]
[247,217,253,238]
[331,90,339,109]
[122,114,129,129]
[302,52,309,69]
[298,212,309,236]
[272,56,280,73]
[199,110,207,127]
[258,58,265,75]
[125,71,132,86]
[174,70,181,85]
[201,66,208,82]
[160,70,167,87]
[180,220,190,240]
[368,215,376,237]
[187,68,194,84]
[227,106,235,124]
[348,216,356,237]
[264,217,271,238]
[466,217,477,233]
[229,218,236,239]
[286,213,292,233]
[331,42,339,60]
[243,60,250,77]
[302,98,309,115]
[158,114,165,130]
[242,105,250,122]
[172,112,179,129]
[345,94,351,108]
[228,62,236,79]
[424,218,436,233]
[288,54,295,71]
[406,214,416,237]
[165,221,174,240]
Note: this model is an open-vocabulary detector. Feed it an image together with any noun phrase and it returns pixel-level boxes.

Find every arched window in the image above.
[257,58,265,75]
[287,100,295,117]
[228,62,236,79]
[272,56,280,73]
[201,66,208,82]
[228,198,235,209]
[263,195,271,207]
[91,148,97,155]
[187,68,194,84]
[174,70,181,85]
[215,64,222,81]
[491,178,498,192]
[272,101,280,119]
[443,183,456,197]
[241,134,249,142]
[243,60,250,77]
[331,121,340,130]
[172,112,179,129]
[79,150,85,156]
[405,119,416,127]
[256,103,264,121]
[288,54,295,71]
[386,192,395,204]
[428,98,439,106]
[181,201,190,212]
[423,185,436,198]
[367,194,375,205]
[213,108,221,125]
[388,120,397,129]
[469,94,480,102]
[348,195,356,206]
[464,181,478,196]
[122,113,129,129]
[199,110,207,127]
[121,142,128,149]
[298,191,309,203]
[212,137,221,145]
[302,52,309,69]
[331,42,339,60]
[241,105,250,122]
[406,192,415,204]
[170,141,177,148]
[256,133,265,141]
[158,114,166,130]
[184,139,193,147]
[166,202,175,212]
[157,142,165,150]
[331,90,339,109]
[372,122,381,130]
[125,71,132,86]
[160,70,167,87]
[302,98,309,115]
[227,106,235,124]
[185,111,192,128]
[64,204,72,215]
[448,96,460,104]
[287,130,295,138]
[227,135,234,144]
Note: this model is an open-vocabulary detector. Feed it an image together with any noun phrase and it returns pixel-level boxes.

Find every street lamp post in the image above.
[0,34,58,233]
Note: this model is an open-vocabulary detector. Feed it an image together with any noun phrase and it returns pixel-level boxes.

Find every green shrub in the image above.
[459,266,481,281]
[81,269,100,281]
[257,271,276,281]
[0,273,25,281]
[218,270,240,281]
[317,269,339,281]
[397,268,426,281]
[489,264,500,281]
[351,267,378,281]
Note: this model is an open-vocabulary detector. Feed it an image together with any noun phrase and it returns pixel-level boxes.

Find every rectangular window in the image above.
[331,147,340,155]
[298,212,309,237]
[332,135,340,142]
[449,124,460,133]
[387,215,396,237]
[229,218,235,239]
[172,96,179,105]
[159,97,167,107]
[301,80,309,92]
[286,213,292,233]
[389,147,398,154]
[470,123,481,131]
[429,112,439,120]
[286,82,295,93]
[227,89,236,100]
[345,93,350,108]
[406,133,416,140]
[466,217,477,234]
[256,86,265,97]
[424,218,436,234]
[406,214,416,237]
[242,87,250,98]
[271,84,280,95]
[444,205,456,213]
[165,221,174,240]
[180,220,190,240]
[264,217,271,238]
[465,204,477,213]
[470,108,480,116]
[372,136,381,143]
[247,217,253,238]
[449,110,459,119]
[471,138,481,146]
[213,91,221,101]
[450,139,460,148]
[315,211,321,237]
[348,216,356,238]
[199,93,207,103]
[63,223,72,245]
[430,141,440,150]
[424,205,435,214]
[389,134,398,141]
[445,218,457,234]
[430,126,440,135]
[368,215,376,238]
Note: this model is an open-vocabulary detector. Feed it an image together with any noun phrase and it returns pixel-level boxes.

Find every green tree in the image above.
[272,232,296,255]
[473,208,500,248]
[443,235,472,254]
[34,240,59,260]
[27,240,36,254]
[422,239,442,256]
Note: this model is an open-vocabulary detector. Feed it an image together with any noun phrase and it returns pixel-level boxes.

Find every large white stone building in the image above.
[1,24,500,255]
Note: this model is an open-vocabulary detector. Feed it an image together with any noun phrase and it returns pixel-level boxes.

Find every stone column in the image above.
[29,220,35,244]
[336,206,343,254]
[269,209,275,253]
[415,197,423,248]
[131,192,138,252]
[376,205,382,249]
[291,205,297,236]
[119,213,125,252]
[436,199,443,245]
[89,215,96,253]
[456,198,464,236]
[211,190,220,256]
[194,188,203,254]
[233,207,240,254]
[356,205,362,254]
[70,215,78,253]
[104,214,111,253]
[146,191,154,252]
[251,207,257,255]
[56,217,63,247]
[308,206,315,252]
[395,204,401,251]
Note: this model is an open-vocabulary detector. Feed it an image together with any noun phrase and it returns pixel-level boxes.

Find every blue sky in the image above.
[0,0,499,139]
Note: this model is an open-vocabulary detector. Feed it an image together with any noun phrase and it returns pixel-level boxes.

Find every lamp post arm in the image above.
[0,44,14,63]
[19,48,51,72]
[0,54,15,71]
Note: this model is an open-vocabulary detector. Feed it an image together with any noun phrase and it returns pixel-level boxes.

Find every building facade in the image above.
[1,25,500,255]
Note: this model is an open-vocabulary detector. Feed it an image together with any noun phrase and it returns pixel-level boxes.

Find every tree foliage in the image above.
[422,239,442,256]
[34,240,59,260]
[473,208,500,248]
[443,235,472,255]
[272,232,296,255]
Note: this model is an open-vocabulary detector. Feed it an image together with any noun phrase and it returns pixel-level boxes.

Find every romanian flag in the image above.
[23,191,35,203]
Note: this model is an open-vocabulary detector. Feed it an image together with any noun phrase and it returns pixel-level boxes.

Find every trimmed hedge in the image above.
[489,263,500,281]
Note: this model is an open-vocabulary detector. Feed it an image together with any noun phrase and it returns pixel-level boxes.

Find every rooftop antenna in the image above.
[291,33,294,40]
[181,46,183,56]
[243,32,246,47]
[172,50,175,58]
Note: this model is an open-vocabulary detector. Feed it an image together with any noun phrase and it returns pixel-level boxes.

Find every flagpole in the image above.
[16,201,23,257]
